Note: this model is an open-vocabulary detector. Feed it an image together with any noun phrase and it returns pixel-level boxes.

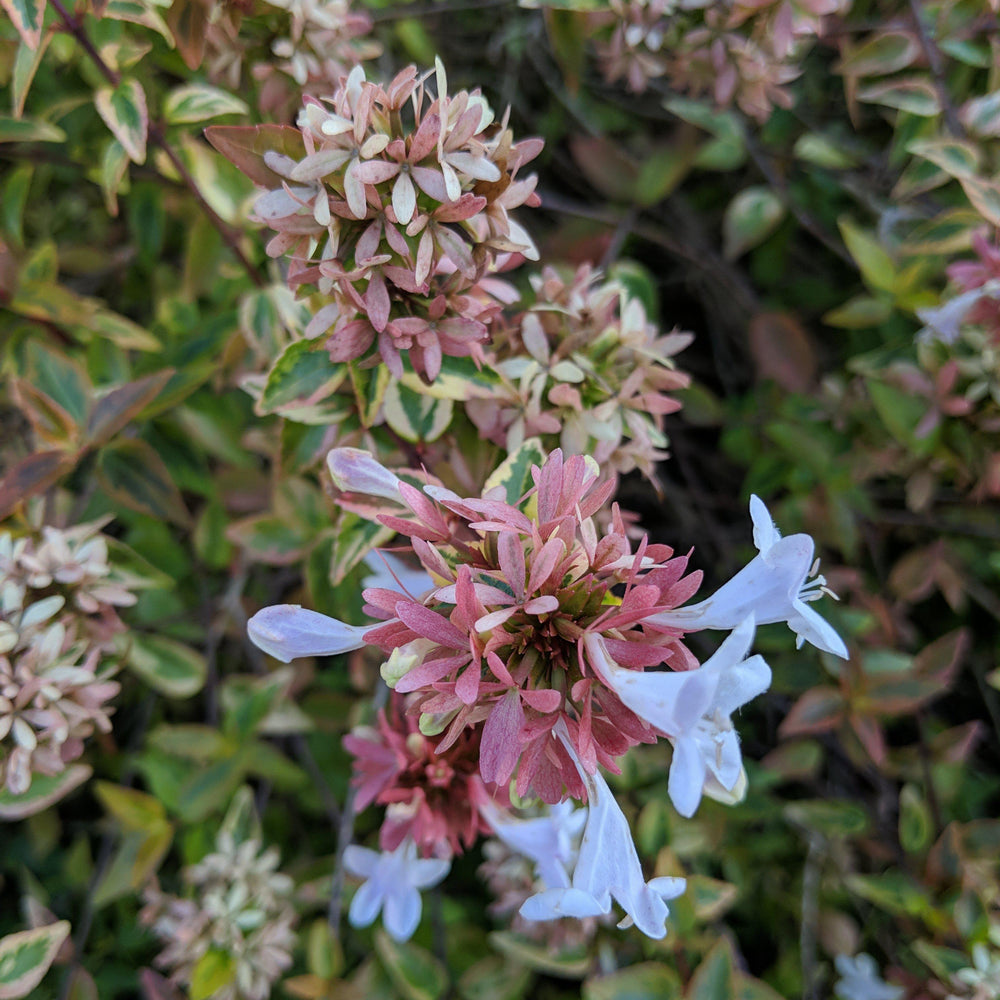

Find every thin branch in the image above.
[907,0,964,137]
[49,0,266,288]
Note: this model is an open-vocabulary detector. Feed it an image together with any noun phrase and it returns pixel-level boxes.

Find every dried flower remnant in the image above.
[467,264,691,481]
[833,953,904,1000]
[141,831,297,1000]
[244,61,542,381]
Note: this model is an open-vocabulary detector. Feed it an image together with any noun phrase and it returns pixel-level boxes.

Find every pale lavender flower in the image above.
[834,953,904,1000]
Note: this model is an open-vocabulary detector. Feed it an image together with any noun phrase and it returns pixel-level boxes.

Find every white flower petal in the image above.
[327,448,403,500]
[248,605,372,662]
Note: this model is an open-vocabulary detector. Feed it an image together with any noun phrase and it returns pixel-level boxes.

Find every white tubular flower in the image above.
[518,724,686,939]
[833,953,904,1000]
[651,495,848,658]
[247,605,375,662]
[586,618,771,818]
[343,838,450,942]
[480,799,586,891]
[327,448,403,501]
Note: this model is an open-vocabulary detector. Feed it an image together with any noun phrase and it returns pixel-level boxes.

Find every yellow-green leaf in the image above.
[191,950,235,1000]
[164,83,248,124]
[374,929,447,1000]
[0,116,65,143]
[483,438,546,506]
[857,77,941,116]
[95,78,148,165]
[838,218,897,293]
[0,921,70,999]
[723,187,785,260]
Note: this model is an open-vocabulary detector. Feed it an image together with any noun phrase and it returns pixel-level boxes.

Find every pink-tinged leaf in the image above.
[485,651,514,686]
[455,662,480,705]
[0,765,91,820]
[86,369,174,448]
[394,602,468,650]
[395,654,468,693]
[140,968,187,1000]
[748,312,818,392]
[353,160,399,185]
[409,112,441,163]
[166,0,208,71]
[521,688,561,712]
[480,691,524,785]
[204,125,306,187]
[364,270,390,332]
[849,712,887,766]
[0,920,70,998]
[524,596,559,615]
[0,449,76,520]
[778,687,845,737]
[498,531,526,600]
[1,0,46,50]
[95,78,148,165]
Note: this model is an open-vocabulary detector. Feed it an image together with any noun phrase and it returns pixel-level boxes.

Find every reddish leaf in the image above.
[778,687,845,737]
[204,125,306,188]
[913,628,968,689]
[86,369,174,448]
[139,969,186,1000]
[10,379,81,447]
[748,311,818,392]
[0,449,76,519]
[166,0,209,71]
[849,711,887,766]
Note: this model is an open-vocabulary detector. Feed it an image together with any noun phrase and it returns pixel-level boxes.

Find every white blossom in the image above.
[651,495,848,658]
[586,617,770,818]
[834,953,904,1000]
[343,838,450,942]
[247,605,374,662]
[327,448,403,500]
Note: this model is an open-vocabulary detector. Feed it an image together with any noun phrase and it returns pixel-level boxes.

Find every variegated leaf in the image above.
[164,83,248,124]
[95,78,148,165]
[0,0,46,50]
[0,921,71,999]
[383,380,453,442]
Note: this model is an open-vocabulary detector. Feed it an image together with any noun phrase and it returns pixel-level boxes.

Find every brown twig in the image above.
[907,0,964,137]
[49,0,266,288]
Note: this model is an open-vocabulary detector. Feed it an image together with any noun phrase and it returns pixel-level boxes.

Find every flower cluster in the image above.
[248,446,847,941]
[205,0,380,119]
[467,264,691,481]
[596,0,847,120]
[252,61,542,381]
[0,522,136,797]
[141,830,297,1000]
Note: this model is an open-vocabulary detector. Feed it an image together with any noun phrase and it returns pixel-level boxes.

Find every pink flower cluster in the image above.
[598,0,847,120]
[253,62,542,381]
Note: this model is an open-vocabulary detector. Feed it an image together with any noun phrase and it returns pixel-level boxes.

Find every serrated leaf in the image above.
[95,78,148,165]
[0,921,70,999]
[723,187,784,260]
[383,380,453,442]
[164,83,248,124]
[483,437,546,506]
[97,438,190,525]
[374,930,448,1000]
[0,765,91,819]
[584,963,682,1000]
[0,0,46,50]
[0,115,65,143]
[125,633,207,698]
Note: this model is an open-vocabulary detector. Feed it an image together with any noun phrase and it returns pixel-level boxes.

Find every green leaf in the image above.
[258,339,349,423]
[723,187,785,260]
[687,875,739,922]
[93,782,167,831]
[857,77,941,116]
[125,633,207,698]
[635,143,695,206]
[0,0,46,50]
[176,755,249,822]
[899,784,932,853]
[959,89,1000,137]
[584,963,682,1000]
[686,940,735,1000]
[374,930,448,1000]
[482,437,546,506]
[835,31,920,76]
[94,138,130,216]
[0,765,91,820]
[837,218,897,293]
[0,921,70,999]
[907,138,981,178]
[88,307,162,351]
[399,354,499,402]
[163,83,249,124]
[488,932,589,979]
[2,164,33,246]
[95,78,148,165]
[97,438,190,525]
[190,950,236,1000]
[784,799,869,838]
[383,380,453,443]
[458,956,533,1000]
[226,514,311,565]
[867,380,932,453]
[845,871,934,921]
[822,294,893,329]
[219,786,261,846]
[664,96,746,171]
[792,133,856,169]
[330,513,395,585]
[899,208,980,256]
[12,33,52,116]
[958,175,1000,228]
[103,0,172,42]
[148,724,233,760]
